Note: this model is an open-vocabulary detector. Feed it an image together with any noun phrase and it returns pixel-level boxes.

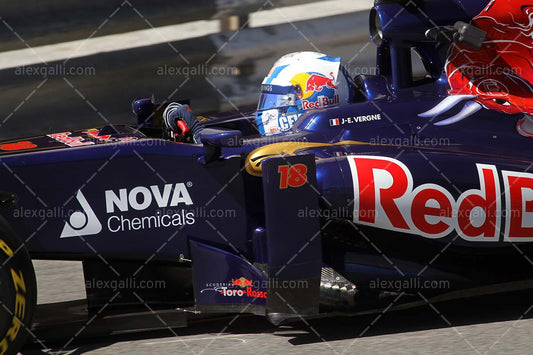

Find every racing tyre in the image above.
[0,217,36,355]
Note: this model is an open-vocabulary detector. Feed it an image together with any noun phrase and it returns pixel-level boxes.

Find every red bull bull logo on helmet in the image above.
[291,72,339,111]
[291,72,338,100]
[305,72,337,92]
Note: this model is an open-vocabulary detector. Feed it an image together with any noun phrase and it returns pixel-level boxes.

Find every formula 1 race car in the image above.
[2,0,533,353]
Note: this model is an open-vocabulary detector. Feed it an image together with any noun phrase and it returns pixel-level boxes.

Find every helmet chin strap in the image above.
[516,115,533,138]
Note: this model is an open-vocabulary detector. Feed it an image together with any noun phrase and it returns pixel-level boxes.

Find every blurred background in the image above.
[0,0,376,140]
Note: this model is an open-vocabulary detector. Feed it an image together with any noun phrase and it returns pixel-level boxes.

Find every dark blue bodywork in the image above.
[1,0,532,321]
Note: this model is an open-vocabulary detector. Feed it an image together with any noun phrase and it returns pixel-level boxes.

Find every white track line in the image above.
[0,0,373,70]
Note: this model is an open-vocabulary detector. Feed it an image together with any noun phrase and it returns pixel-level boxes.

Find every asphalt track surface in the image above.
[24,261,533,355]
[24,306,533,355]
[4,1,533,354]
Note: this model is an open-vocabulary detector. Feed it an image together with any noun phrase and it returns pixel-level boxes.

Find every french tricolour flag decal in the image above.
[330,118,340,126]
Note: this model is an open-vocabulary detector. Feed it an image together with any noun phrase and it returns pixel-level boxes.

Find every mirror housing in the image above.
[200,128,243,163]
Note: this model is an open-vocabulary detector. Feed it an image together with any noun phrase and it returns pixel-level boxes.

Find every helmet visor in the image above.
[257,85,300,112]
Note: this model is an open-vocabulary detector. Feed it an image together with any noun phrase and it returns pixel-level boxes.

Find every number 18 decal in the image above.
[278,164,308,189]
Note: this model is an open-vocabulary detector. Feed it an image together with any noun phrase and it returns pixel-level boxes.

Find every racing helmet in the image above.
[255,51,354,135]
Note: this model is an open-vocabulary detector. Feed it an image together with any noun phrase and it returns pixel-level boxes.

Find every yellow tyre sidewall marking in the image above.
[0,238,27,355]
